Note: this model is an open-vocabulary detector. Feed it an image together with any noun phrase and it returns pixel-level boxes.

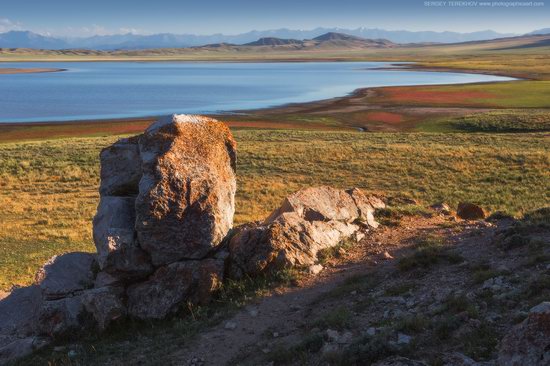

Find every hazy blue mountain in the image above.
[0,28,528,50]
[526,28,550,35]
[0,31,68,49]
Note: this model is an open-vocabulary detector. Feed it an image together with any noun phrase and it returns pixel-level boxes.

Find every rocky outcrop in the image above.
[228,186,384,278]
[498,301,550,365]
[0,114,387,364]
[0,114,238,364]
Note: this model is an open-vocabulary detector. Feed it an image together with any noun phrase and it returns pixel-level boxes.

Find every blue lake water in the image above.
[0,61,514,123]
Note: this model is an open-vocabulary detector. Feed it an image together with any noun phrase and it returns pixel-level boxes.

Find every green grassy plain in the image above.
[1,130,549,290]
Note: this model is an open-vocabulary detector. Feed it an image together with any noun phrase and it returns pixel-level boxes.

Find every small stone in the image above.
[382,251,394,260]
[224,321,237,330]
[338,331,353,344]
[326,329,340,343]
[397,333,412,345]
[67,350,78,358]
[365,327,377,336]
[308,264,324,275]
[272,332,279,338]
[247,308,259,317]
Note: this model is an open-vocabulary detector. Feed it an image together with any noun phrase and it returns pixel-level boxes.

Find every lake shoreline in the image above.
[0,67,66,74]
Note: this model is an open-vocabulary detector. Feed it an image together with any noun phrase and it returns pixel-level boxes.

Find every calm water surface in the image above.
[0,62,514,123]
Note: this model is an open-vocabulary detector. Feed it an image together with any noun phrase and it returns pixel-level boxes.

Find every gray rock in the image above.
[34,252,97,300]
[0,336,50,365]
[93,196,153,280]
[441,352,480,365]
[94,271,122,288]
[99,137,142,196]
[37,296,87,338]
[0,286,42,336]
[81,287,126,331]
[397,333,412,345]
[373,357,427,366]
[498,301,550,365]
[228,187,383,278]
[127,258,224,320]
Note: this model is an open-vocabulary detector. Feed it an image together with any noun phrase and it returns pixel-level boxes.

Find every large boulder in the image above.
[135,115,237,265]
[35,252,97,300]
[228,187,383,278]
[93,196,153,280]
[94,114,237,268]
[127,258,224,320]
[498,301,550,365]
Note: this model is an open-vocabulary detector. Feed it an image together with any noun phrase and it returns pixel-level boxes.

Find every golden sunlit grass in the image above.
[1,130,549,290]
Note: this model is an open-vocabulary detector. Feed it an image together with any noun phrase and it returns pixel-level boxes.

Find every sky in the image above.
[0,0,548,36]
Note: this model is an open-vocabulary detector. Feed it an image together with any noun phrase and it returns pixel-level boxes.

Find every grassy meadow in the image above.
[1,130,549,291]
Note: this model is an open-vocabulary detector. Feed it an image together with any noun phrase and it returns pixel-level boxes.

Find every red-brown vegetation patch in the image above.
[380,87,497,106]
[365,111,404,124]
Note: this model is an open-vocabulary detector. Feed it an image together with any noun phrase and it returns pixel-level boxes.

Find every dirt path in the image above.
[174,262,378,365]
[170,216,452,365]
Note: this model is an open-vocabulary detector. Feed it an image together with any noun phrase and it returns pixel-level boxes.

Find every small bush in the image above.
[314,307,352,330]
[326,334,397,366]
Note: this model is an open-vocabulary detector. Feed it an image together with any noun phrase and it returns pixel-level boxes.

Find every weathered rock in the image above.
[373,356,428,366]
[94,271,122,288]
[441,352,480,365]
[81,287,126,331]
[99,137,142,196]
[0,336,50,365]
[0,286,42,337]
[228,187,383,278]
[37,296,88,338]
[498,301,550,365]
[229,212,359,278]
[264,186,381,227]
[127,258,224,320]
[135,115,237,265]
[93,196,153,280]
[35,252,97,300]
[457,202,486,220]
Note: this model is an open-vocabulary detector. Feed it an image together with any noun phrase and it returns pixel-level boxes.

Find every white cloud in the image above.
[57,24,144,37]
[0,18,23,33]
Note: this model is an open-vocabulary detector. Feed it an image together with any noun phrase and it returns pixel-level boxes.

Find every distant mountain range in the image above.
[1,27,542,50]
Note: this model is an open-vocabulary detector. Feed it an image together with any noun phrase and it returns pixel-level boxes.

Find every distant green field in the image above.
[1,130,549,290]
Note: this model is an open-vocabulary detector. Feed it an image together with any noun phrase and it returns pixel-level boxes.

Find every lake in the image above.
[0,61,514,123]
